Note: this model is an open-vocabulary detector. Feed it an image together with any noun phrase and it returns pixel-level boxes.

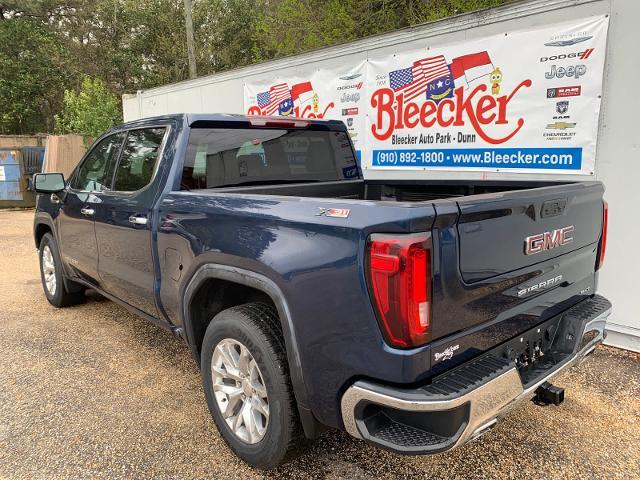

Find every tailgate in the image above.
[456,182,604,283]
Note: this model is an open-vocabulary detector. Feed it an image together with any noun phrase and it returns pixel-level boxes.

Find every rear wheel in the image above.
[210,338,270,444]
[201,302,304,469]
[38,233,84,307]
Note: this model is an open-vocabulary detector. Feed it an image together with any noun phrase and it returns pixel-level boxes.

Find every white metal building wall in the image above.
[122,0,639,351]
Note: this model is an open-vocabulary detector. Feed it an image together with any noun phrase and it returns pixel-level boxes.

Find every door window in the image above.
[71,133,124,191]
[113,128,166,192]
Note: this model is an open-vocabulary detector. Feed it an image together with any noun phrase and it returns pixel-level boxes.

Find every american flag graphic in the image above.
[257,83,291,115]
[389,55,450,101]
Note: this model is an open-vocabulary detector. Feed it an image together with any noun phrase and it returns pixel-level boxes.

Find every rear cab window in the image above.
[181,125,359,190]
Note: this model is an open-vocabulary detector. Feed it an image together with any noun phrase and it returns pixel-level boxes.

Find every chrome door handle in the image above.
[80,207,95,216]
[50,193,60,204]
[128,215,148,226]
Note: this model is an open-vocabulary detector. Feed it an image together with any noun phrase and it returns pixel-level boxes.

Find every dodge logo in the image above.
[525,226,574,255]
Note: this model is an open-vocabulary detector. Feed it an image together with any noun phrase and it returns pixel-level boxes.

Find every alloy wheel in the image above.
[211,338,269,444]
[42,245,57,296]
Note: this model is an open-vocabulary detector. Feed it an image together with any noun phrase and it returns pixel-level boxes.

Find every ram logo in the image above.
[525,226,574,255]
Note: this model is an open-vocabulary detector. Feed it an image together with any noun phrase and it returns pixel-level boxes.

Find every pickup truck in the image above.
[33,114,611,469]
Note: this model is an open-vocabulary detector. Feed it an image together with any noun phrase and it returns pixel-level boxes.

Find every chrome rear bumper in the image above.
[340,295,611,454]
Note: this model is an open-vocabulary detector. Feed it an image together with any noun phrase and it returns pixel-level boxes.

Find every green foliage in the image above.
[55,77,121,137]
[194,0,264,70]
[0,17,74,134]
[251,0,511,60]
[253,0,356,59]
[0,0,511,134]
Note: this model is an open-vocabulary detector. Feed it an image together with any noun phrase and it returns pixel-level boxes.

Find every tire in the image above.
[201,302,304,469]
[38,232,85,308]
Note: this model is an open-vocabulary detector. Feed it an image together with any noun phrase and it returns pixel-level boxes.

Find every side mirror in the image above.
[34,173,66,193]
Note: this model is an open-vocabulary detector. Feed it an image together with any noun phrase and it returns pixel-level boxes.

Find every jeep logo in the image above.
[545,64,586,80]
[340,92,361,103]
[525,226,574,255]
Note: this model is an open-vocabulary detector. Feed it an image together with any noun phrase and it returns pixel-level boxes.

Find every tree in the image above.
[0,0,512,134]
[253,0,356,60]
[249,0,510,61]
[183,0,197,78]
[194,0,264,71]
[0,16,75,134]
[55,77,121,137]
[49,0,190,92]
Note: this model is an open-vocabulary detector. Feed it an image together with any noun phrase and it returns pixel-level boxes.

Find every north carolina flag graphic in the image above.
[290,81,314,104]
[449,51,494,89]
[256,82,316,114]
[426,65,455,103]
[389,55,450,101]
[257,83,291,115]
[278,97,294,116]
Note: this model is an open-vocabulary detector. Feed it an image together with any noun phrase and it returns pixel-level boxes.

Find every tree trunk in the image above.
[183,0,197,79]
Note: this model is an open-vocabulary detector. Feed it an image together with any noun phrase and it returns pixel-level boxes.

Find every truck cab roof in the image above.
[114,113,346,132]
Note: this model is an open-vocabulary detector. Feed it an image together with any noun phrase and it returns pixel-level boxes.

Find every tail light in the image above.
[596,200,608,270]
[366,233,431,349]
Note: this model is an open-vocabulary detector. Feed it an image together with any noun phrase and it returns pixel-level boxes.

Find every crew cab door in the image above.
[93,127,168,317]
[57,133,124,284]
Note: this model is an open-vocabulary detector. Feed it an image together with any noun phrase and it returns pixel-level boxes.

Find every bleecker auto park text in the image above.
[391,132,476,145]
[370,80,532,144]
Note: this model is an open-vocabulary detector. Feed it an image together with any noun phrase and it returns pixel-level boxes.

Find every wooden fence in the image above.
[0,135,47,149]
[43,135,91,178]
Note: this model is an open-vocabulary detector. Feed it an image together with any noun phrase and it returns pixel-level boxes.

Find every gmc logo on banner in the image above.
[524,226,574,255]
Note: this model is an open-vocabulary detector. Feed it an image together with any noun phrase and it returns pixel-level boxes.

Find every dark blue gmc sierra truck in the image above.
[33,114,611,469]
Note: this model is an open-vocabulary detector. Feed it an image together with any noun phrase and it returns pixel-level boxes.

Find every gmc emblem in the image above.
[525,226,574,255]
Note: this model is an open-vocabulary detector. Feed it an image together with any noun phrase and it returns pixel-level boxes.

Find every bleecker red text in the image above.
[370,80,532,144]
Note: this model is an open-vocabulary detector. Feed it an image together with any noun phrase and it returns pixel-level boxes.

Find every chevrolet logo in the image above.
[546,121,576,129]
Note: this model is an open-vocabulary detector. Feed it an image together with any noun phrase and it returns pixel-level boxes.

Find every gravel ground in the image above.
[0,209,638,479]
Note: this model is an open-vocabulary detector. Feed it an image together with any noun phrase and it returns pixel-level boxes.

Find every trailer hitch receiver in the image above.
[533,381,565,406]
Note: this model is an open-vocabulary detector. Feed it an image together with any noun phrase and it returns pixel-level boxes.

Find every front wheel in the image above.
[38,232,84,307]
[201,302,304,469]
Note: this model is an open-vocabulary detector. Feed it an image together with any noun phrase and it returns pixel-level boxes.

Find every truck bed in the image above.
[209,178,578,203]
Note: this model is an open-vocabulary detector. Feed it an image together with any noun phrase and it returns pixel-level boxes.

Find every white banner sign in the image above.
[244,61,367,175]
[244,16,609,176]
